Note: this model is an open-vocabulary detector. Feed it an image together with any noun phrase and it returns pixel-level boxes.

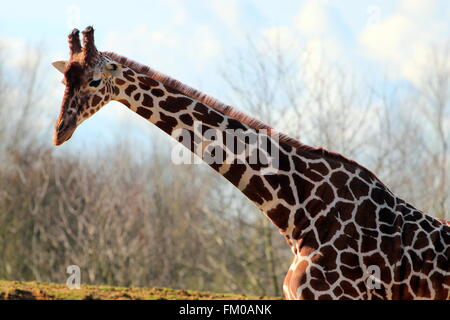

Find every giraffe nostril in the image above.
[58,122,66,132]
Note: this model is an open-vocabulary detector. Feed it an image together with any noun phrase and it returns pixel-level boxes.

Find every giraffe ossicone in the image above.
[52,26,450,300]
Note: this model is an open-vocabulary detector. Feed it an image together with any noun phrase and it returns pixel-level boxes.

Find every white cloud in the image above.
[209,0,240,34]
[103,22,222,67]
[262,1,353,84]
[262,26,298,50]
[294,0,331,36]
[399,0,437,17]
[359,0,447,85]
[165,0,187,25]
[103,25,177,57]
[302,39,346,81]
[259,0,449,87]
[0,36,24,52]
[192,26,221,59]
[0,36,40,68]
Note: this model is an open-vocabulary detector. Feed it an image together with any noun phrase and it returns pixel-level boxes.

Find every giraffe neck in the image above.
[110,59,333,236]
[106,56,450,300]
[108,54,401,241]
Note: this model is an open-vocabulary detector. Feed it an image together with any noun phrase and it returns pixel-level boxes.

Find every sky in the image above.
[0,0,449,151]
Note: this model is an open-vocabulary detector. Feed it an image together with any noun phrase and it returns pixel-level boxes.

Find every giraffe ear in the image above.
[104,62,122,77]
[52,60,68,74]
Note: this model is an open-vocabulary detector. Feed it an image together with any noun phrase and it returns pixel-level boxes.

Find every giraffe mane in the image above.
[103,51,383,184]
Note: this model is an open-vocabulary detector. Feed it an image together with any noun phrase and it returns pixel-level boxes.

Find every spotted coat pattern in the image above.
[105,61,450,300]
[53,30,450,299]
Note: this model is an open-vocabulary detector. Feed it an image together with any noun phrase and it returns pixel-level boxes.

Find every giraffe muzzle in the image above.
[53,119,76,146]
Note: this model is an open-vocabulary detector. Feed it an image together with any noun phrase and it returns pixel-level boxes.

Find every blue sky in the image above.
[1,0,449,151]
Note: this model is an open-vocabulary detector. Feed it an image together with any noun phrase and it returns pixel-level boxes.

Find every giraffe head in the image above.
[52,26,122,145]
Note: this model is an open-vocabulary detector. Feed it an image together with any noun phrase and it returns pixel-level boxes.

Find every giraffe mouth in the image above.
[53,122,76,146]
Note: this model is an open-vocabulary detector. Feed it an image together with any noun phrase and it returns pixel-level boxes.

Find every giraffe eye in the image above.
[89,79,101,87]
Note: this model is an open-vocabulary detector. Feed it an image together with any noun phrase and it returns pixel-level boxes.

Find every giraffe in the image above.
[52,27,450,300]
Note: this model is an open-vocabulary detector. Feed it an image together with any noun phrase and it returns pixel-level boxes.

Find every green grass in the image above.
[0,280,280,300]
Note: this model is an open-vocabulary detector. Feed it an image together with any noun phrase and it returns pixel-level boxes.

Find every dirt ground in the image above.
[0,280,280,300]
